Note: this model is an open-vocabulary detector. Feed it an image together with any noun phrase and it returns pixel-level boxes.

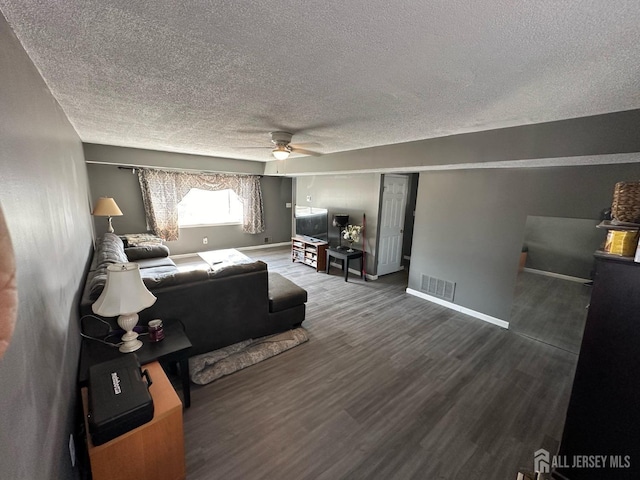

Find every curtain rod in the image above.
[114,165,262,177]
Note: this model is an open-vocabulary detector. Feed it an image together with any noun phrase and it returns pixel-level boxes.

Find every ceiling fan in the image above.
[268,131,321,160]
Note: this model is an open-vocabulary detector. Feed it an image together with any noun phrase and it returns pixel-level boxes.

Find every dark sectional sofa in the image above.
[80,233,307,356]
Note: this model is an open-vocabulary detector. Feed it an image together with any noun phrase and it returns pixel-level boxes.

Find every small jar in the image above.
[148,319,165,342]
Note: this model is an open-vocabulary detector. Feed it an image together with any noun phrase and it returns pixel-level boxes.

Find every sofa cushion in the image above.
[268,272,308,313]
[125,245,170,261]
[209,261,267,279]
[88,272,108,300]
[141,268,209,290]
[86,233,129,300]
[96,233,128,267]
[135,257,177,270]
[120,233,163,247]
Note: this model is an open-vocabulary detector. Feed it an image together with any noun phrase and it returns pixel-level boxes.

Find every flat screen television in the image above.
[294,206,328,241]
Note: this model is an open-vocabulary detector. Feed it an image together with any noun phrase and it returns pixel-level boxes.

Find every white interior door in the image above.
[377,174,408,276]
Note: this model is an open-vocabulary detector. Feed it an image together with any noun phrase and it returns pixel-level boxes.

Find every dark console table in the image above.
[326,247,364,281]
[78,321,192,408]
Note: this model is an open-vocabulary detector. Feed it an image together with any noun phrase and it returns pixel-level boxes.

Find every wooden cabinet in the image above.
[554,255,640,479]
[83,361,186,480]
[292,235,328,272]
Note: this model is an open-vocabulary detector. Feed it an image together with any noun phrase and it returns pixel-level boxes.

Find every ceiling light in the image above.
[272,144,291,161]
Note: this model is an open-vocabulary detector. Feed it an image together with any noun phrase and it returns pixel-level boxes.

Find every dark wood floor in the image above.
[177,246,578,480]
[509,271,591,354]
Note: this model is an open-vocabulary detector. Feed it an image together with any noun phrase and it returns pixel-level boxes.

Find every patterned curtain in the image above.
[138,168,265,241]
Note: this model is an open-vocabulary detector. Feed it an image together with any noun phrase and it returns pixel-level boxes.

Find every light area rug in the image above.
[189,328,308,385]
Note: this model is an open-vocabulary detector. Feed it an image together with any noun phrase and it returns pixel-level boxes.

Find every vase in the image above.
[347,241,354,252]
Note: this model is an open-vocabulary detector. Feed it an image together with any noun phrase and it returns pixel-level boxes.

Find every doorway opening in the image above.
[376,173,419,283]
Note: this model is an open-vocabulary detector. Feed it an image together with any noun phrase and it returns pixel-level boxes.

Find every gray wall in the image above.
[87,162,293,256]
[84,143,264,175]
[0,15,93,480]
[295,174,381,275]
[87,164,147,234]
[408,163,640,321]
[523,216,606,279]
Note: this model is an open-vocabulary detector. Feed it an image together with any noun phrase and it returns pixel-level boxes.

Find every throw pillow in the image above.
[125,245,170,261]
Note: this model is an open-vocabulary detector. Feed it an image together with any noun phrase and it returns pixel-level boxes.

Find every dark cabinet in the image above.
[554,256,640,479]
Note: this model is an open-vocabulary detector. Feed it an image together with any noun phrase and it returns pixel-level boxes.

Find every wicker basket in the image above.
[611,181,640,224]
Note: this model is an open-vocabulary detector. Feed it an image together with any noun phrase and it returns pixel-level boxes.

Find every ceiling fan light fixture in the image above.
[272,144,291,160]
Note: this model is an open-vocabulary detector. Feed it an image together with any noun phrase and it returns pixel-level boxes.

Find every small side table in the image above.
[79,321,192,408]
[326,247,364,281]
[83,361,186,480]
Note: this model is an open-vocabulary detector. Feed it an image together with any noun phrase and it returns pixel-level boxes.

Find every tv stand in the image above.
[291,236,328,272]
[302,236,321,243]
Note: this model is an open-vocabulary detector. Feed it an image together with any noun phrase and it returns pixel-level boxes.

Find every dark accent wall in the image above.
[87,162,292,255]
[408,163,640,321]
[0,14,93,480]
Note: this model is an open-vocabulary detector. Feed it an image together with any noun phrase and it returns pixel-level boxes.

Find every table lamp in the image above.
[332,214,349,249]
[92,197,123,233]
[92,263,156,353]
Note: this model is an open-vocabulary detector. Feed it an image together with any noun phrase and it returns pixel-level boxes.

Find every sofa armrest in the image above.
[268,272,307,313]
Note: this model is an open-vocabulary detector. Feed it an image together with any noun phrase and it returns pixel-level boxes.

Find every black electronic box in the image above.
[87,355,154,445]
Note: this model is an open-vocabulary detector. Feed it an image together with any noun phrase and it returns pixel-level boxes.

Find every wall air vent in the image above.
[420,274,456,302]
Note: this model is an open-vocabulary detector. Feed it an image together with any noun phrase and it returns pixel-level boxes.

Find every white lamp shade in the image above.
[92,263,156,316]
[92,197,123,217]
[272,145,290,160]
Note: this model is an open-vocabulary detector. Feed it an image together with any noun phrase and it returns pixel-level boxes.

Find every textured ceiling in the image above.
[1,0,639,162]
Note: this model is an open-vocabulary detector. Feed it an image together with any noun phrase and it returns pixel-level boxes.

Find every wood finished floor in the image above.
[177,247,579,480]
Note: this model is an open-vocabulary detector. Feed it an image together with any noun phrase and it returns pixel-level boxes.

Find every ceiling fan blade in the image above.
[244,115,359,136]
[291,146,322,156]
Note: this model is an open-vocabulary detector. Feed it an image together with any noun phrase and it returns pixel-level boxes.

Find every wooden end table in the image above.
[78,321,192,408]
[82,361,186,480]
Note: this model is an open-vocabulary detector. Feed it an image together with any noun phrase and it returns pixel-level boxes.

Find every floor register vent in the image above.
[421,274,456,302]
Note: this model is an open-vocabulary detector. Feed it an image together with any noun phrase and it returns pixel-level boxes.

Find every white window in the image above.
[177,188,243,227]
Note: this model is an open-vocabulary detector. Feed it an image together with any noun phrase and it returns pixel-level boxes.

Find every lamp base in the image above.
[119,337,143,353]
[117,312,143,353]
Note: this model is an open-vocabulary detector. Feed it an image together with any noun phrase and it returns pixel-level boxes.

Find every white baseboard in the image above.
[406,288,510,329]
[522,268,590,284]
